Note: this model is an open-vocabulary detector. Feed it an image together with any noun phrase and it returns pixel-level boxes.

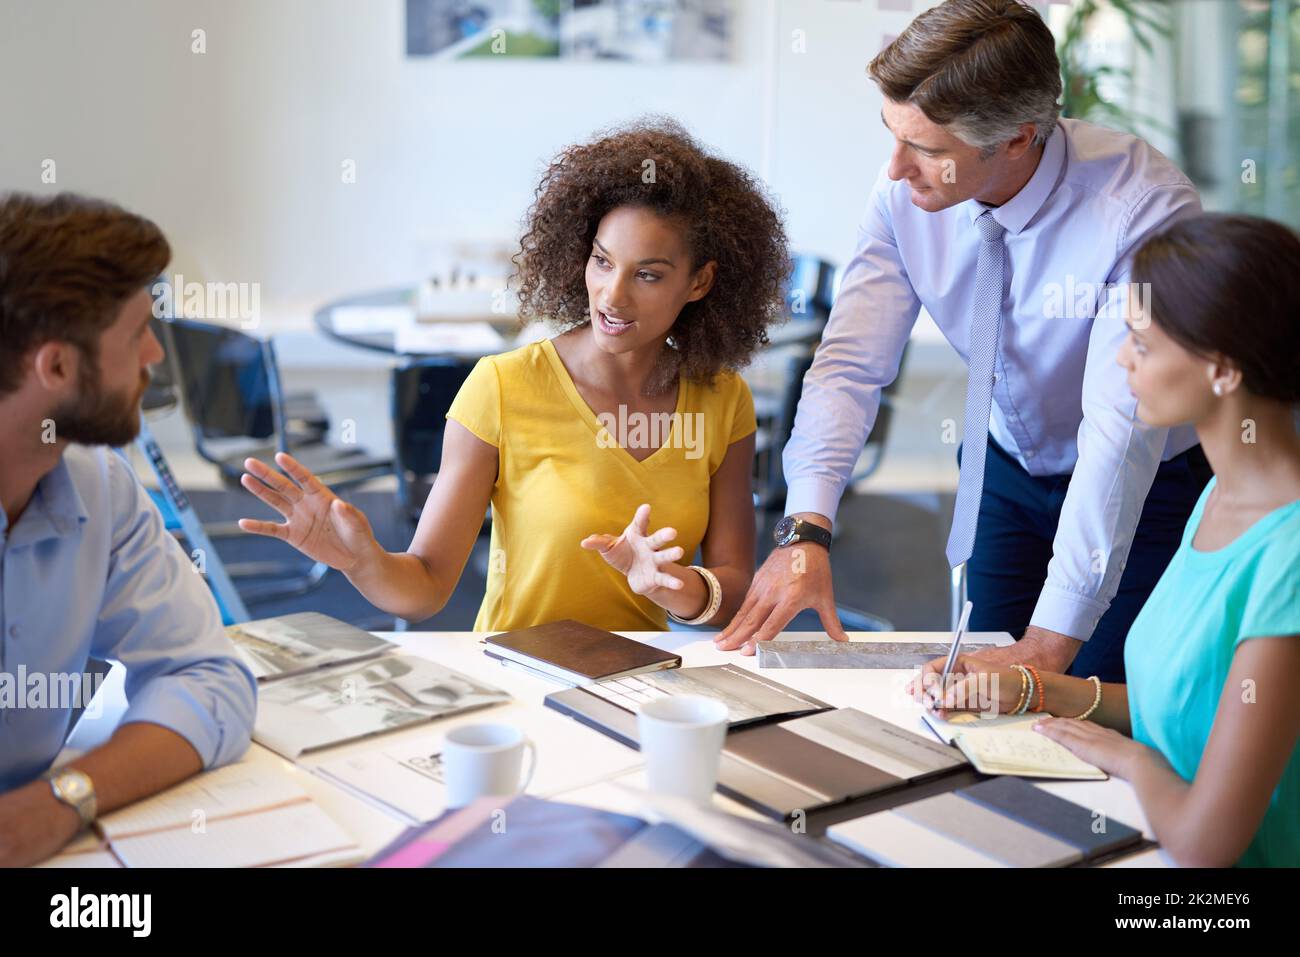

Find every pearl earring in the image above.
[1213,383,1224,396]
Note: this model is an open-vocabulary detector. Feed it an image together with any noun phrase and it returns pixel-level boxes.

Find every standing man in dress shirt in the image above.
[0,192,257,865]
[717,0,1212,682]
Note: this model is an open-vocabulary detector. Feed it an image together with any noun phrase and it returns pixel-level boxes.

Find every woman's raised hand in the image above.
[237,452,380,573]
[581,503,685,596]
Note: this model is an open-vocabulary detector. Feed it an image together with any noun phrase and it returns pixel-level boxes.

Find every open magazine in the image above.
[228,614,510,759]
[226,612,397,681]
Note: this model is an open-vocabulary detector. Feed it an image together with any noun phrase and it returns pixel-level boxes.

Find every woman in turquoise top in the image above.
[916,214,1300,867]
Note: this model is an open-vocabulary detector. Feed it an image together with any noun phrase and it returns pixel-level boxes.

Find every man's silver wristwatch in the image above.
[773,516,833,550]
[43,768,97,828]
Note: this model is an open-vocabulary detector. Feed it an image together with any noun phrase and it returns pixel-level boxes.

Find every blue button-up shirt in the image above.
[0,444,256,791]
[784,118,1203,642]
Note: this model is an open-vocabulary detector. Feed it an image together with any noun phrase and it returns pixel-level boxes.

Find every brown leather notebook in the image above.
[483,619,681,685]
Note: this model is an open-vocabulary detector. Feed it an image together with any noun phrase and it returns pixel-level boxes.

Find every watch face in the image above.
[61,774,92,802]
[774,517,795,546]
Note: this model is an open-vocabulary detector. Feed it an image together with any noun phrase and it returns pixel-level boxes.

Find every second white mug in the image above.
[637,694,729,805]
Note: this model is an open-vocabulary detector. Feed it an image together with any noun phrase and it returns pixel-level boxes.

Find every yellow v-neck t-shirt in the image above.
[445,337,756,633]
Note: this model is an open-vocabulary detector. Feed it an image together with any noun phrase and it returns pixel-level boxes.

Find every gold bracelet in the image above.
[668,565,722,626]
[1009,664,1030,716]
[1068,675,1103,720]
[1014,664,1037,716]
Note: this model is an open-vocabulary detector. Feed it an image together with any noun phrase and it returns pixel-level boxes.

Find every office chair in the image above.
[390,357,479,523]
[164,317,392,488]
[146,289,330,441]
[163,316,393,602]
[785,253,839,321]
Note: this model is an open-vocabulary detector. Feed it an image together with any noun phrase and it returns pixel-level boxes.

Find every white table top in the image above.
[58,630,1168,867]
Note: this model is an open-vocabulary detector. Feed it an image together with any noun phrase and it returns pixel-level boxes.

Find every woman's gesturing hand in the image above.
[581,503,685,596]
[237,452,380,573]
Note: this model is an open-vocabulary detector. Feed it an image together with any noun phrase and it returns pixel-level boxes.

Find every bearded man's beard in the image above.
[48,363,149,448]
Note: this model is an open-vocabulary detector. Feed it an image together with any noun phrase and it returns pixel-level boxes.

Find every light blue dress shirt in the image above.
[0,444,257,791]
[784,118,1203,642]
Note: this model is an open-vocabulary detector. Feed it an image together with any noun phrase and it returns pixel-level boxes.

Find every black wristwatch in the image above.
[773,516,832,550]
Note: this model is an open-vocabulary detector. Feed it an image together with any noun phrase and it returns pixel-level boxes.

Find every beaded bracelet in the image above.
[668,565,722,626]
[1026,664,1046,713]
[1069,675,1103,720]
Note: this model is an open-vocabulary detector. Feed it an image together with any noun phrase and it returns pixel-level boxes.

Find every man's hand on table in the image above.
[714,514,848,655]
[0,778,83,867]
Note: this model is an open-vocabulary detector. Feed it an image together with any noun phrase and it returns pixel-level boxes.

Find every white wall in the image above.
[0,0,943,330]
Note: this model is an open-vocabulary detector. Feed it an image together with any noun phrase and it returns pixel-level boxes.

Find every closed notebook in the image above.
[893,793,1083,867]
[483,619,681,685]
[828,811,1007,868]
[830,780,1143,867]
[957,776,1143,860]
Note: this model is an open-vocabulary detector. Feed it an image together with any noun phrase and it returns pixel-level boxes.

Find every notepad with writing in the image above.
[947,722,1106,780]
[921,709,1038,744]
[921,709,1106,779]
[484,619,681,685]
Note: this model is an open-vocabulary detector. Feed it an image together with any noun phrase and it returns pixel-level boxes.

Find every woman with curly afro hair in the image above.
[239,118,792,634]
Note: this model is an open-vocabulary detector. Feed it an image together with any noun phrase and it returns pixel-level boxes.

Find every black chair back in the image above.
[165,317,286,445]
[758,338,911,508]
[391,359,477,512]
[786,255,839,321]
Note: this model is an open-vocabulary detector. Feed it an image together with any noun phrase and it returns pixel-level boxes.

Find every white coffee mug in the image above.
[637,694,729,804]
[442,723,537,809]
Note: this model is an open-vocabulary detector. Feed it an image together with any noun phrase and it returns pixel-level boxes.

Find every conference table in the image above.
[313,286,525,357]
[51,630,1169,868]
